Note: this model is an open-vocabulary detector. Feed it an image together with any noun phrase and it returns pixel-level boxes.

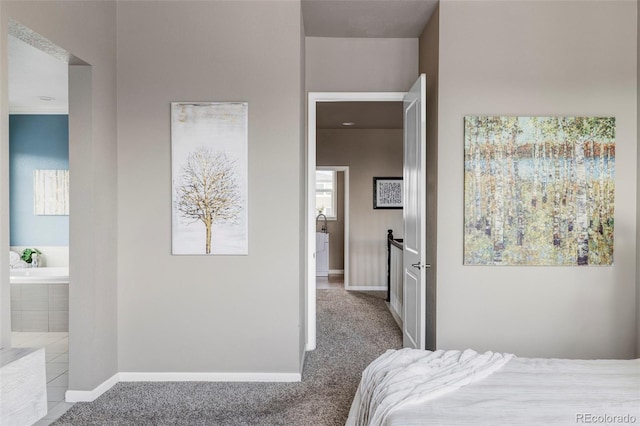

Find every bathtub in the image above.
[10,267,69,284]
[10,267,69,332]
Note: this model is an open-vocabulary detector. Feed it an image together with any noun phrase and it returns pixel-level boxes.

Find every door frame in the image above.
[306,92,405,351]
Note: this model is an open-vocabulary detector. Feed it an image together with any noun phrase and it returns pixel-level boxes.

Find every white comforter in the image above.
[346,349,514,426]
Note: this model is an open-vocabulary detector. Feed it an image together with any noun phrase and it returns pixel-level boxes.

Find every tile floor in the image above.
[11,332,73,425]
[316,274,344,289]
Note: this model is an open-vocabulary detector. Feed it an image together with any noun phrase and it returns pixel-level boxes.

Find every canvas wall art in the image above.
[171,102,248,255]
[34,169,69,215]
[464,116,615,266]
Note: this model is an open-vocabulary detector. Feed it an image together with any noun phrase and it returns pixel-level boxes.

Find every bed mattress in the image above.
[383,357,640,426]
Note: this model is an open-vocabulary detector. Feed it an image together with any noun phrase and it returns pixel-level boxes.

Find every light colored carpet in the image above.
[54,290,402,425]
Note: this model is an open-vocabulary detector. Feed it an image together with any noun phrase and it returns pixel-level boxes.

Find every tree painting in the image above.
[175,148,242,254]
[464,116,615,266]
[172,102,248,255]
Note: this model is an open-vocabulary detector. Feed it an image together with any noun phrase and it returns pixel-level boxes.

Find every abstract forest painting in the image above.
[464,116,615,266]
[172,102,248,255]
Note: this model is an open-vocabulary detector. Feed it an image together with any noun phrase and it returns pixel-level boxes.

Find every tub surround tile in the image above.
[10,284,21,309]
[21,311,48,332]
[48,311,68,332]
[10,246,69,268]
[48,285,69,311]
[11,311,21,332]
[12,283,68,332]
[20,285,48,311]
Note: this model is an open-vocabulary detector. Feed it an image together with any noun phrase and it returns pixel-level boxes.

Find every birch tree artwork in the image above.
[464,116,615,266]
[172,102,248,255]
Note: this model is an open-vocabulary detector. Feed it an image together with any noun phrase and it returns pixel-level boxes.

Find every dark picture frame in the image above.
[373,177,403,209]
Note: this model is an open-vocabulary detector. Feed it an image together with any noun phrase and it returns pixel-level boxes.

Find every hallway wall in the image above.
[317,129,402,289]
[116,1,305,374]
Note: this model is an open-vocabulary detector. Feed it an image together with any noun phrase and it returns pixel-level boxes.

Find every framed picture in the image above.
[463,116,615,266]
[373,177,403,209]
[34,169,69,216]
[171,102,248,255]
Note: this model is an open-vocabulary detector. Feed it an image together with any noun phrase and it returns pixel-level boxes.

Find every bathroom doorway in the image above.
[5,20,75,422]
[315,166,349,290]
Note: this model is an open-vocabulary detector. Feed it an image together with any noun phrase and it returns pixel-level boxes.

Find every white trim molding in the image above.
[9,106,68,114]
[307,92,405,353]
[65,371,301,403]
[328,269,344,275]
[119,372,301,382]
[345,285,387,291]
[65,373,120,402]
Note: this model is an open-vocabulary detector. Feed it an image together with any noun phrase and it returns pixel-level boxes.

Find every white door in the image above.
[402,74,427,349]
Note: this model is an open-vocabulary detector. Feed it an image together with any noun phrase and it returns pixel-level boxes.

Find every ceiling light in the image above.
[342,122,355,126]
[38,96,55,101]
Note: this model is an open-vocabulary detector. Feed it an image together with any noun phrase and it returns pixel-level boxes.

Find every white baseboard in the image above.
[119,372,301,382]
[65,373,119,402]
[64,370,301,403]
[328,269,344,275]
[345,285,387,291]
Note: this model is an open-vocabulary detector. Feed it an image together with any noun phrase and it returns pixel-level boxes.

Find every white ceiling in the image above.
[302,0,439,38]
[317,101,403,129]
[9,35,68,114]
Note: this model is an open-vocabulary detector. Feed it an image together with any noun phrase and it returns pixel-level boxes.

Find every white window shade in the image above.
[316,170,336,219]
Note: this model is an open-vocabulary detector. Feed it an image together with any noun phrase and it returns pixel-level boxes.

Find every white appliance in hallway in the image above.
[316,232,329,277]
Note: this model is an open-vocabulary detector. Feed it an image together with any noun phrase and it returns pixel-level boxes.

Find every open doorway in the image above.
[7,24,72,421]
[315,165,349,289]
[2,18,94,423]
[306,92,405,350]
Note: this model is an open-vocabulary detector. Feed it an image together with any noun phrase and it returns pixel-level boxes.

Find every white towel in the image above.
[347,348,515,426]
[9,251,28,268]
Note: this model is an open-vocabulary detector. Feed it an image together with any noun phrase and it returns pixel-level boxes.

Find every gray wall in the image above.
[306,37,418,92]
[116,1,305,373]
[317,129,403,288]
[0,1,118,390]
[418,4,439,351]
[437,0,637,359]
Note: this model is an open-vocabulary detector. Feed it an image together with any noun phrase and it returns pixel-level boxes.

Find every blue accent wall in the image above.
[9,115,69,246]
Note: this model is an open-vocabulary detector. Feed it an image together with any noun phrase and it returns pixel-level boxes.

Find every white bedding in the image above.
[349,350,640,426]
[347,349,514,426]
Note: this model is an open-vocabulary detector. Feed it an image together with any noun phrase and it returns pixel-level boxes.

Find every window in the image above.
[316,170,337,219]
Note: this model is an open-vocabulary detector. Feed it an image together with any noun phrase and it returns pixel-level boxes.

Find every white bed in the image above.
[348,349,640,426]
